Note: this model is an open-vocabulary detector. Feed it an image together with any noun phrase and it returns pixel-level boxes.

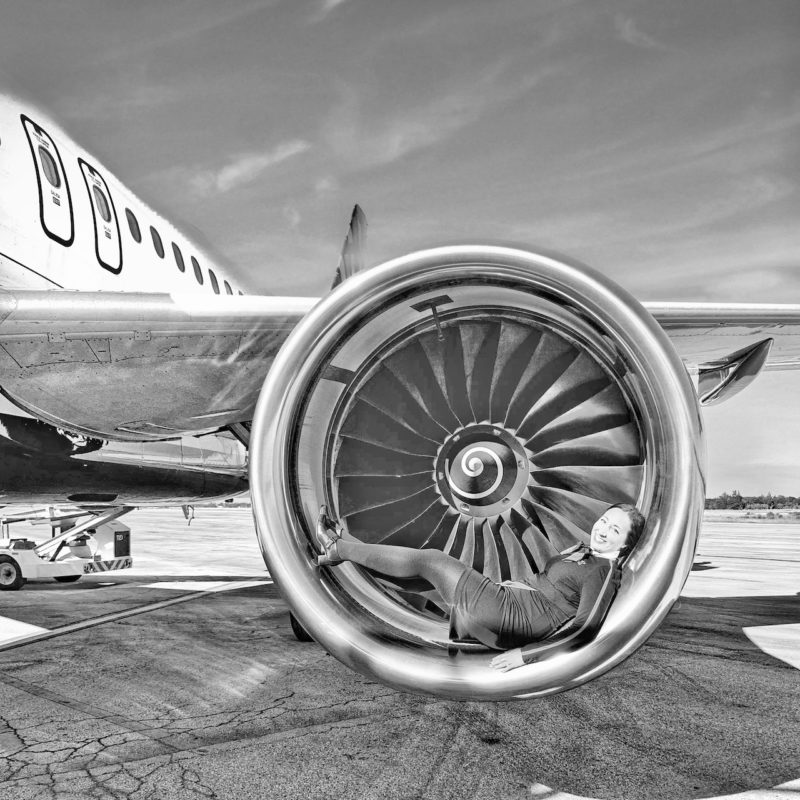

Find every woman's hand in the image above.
[490,648,524,672]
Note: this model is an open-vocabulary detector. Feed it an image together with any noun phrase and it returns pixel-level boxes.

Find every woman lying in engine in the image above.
[314,502,645,671]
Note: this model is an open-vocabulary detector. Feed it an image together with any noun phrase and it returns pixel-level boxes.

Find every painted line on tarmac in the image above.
[0,617,49,646]
[137,579,268,592]
[0,579,273,653]
[743,623,800,670]
[529,778,800,799]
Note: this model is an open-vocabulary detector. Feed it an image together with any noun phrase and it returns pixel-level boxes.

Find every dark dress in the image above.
[448,546,620,654]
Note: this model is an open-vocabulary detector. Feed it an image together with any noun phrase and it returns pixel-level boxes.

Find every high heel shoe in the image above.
[315,506,343,566]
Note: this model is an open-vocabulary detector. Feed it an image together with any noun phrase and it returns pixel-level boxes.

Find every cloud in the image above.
[614,14,668,51]
[544,112,800,228]
[579,173,795,247]
[189,139,311,197]
[283,204,302,228]
[227,230,337,294]
[58,83,182,121]
[609,219,800,303]
[88,1,281,65]
[309,0,353,23]
[314,175,339,197]
[323,60,551,168]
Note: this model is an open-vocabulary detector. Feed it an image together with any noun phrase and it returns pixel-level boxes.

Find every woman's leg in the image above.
[336,540,470,607]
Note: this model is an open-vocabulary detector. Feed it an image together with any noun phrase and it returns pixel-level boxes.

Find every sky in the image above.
[0,0,798,495]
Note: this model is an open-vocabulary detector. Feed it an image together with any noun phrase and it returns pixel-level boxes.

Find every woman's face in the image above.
[590,507,633,554]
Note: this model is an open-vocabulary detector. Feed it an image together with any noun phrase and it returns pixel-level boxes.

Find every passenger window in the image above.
[172,242,185,272]
[224,280,233,295]
[191,256,204,285]
[21,115,74,246]
[150,226,164,258]
[209,269,220,294]
[38,146,60,188]
[93,186,111,222]
[125,209,141,243]
[78,158,122,274]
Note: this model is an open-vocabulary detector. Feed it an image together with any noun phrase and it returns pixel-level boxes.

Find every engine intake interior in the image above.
[250,246,705,699]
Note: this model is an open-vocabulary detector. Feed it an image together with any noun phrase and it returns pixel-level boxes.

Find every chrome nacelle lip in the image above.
[250,245,705,700]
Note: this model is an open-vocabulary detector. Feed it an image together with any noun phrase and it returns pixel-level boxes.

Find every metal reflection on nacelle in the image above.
[697,338,773,406]
[250,246,706,700]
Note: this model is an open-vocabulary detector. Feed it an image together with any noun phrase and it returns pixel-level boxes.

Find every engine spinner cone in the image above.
[435,423,530,518]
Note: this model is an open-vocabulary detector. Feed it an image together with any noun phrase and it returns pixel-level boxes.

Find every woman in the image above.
[315,503,645,672]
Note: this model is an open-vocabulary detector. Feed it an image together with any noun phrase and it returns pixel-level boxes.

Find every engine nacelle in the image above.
[250,246,705,699]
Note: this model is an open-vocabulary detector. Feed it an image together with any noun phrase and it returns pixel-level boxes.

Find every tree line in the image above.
[705,490,800,509]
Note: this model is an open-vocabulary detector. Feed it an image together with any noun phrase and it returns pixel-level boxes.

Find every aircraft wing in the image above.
[0,289,315,440]
[647,302,800,369]
[647,302,800,405]
[1,290,800,442]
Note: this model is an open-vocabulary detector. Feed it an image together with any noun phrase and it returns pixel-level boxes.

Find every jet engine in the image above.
[250,246,705,699]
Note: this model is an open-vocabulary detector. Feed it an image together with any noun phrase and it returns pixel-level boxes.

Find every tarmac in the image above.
[0,507,797,800]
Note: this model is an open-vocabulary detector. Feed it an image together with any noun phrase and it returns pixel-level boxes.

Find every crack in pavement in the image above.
[0,706,418,791]
[0,672,183,750]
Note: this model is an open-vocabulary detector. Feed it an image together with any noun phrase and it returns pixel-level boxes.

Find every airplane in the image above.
[1,88,799,700]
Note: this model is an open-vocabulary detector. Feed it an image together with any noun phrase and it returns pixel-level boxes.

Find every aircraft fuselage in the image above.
[0,91,264,503]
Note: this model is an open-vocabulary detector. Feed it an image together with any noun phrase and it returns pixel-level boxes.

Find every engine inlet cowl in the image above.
[250,246,705,700]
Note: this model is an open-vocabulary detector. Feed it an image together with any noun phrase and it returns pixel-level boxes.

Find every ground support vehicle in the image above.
[0,511,132,590]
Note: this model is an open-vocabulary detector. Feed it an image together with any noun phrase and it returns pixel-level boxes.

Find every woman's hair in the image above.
[606,503,646,559]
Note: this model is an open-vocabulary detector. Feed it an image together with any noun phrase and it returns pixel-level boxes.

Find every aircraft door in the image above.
[78,159,122,274]
[21,116,74,246]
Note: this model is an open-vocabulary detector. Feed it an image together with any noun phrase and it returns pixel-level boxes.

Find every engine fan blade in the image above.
[339,399,439,456]
[508,507,557,573]
[522,497,589,551]
[386,341,461,432]
[334,438,434,477]
[420,509,461,551]
[527,484,610,534]
[346,490,443,543]
[467,322,500,422]
[357,364,449,442]
[527,412,631,455]
[504,337,579,429]
[532,423,641,469]
[489,325,544,424]
[516,354,609,442]
[531,464,644,505]
[418,327,473,426]
[496,517,538,582]
[336,473,436,517]
[377,500,452,546]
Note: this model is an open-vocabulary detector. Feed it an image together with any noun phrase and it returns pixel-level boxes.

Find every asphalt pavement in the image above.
[0,507,797,800]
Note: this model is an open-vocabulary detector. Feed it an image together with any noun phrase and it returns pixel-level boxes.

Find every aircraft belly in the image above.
[0,420,248,504]
[0,342,274,439]
[0,290,305,439]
